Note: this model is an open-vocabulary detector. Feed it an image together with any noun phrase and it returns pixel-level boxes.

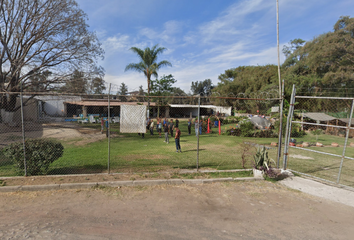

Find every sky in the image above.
[75,0,354,94]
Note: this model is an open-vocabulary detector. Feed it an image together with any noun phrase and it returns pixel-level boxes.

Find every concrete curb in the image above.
[60,182,98,190]
[0,177,263,193]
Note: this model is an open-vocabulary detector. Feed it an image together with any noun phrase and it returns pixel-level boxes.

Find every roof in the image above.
[339,118,354,125]
[169,104,231,109]
[302,112,336,121]
[64,101,156,107]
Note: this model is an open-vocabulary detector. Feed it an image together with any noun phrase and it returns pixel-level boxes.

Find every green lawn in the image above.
[1,120,353,188]
[284,133,354,187]
[0,120,275,176]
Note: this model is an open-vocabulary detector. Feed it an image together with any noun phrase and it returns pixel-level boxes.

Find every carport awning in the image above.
[339,118,354,125]
[302,112,336,121]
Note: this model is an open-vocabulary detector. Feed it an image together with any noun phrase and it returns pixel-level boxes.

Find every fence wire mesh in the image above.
[287,96,354,188]
[0,91,281,177]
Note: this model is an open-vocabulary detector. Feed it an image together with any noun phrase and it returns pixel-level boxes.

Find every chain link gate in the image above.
[283,85,354,189]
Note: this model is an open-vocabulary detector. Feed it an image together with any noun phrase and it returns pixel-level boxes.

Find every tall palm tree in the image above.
[125,44,172,113]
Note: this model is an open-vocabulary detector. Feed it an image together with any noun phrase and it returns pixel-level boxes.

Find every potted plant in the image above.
[253,146,275,178]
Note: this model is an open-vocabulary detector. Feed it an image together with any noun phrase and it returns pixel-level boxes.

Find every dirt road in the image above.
[1,181,354,240]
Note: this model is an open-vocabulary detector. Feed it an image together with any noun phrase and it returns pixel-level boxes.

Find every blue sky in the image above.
[76,0,354,94]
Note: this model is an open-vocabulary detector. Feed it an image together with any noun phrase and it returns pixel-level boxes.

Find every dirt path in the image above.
[1,181,353,240]
[0,123,107,147]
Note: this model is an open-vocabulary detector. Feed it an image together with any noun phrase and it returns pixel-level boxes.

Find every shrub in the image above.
[239,121,255,137]
[2,139,64,175]
[226,127,241,136]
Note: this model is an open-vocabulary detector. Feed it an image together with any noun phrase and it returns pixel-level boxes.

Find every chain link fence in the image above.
[284,92,354,188]
[0,91,281,177]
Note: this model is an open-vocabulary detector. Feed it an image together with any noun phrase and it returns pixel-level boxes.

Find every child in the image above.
[163,122,169,143]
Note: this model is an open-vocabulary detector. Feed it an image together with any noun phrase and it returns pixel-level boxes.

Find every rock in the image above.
[273,169,294,180]
[302,142,309,147]
[281,169,294,177]
[316,142,323,147]
[331,142,339,147]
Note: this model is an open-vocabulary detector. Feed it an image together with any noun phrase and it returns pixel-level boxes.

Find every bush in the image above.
[226,127,241,136]
[240,121,255,137]
[2,139,64,175]
[222,118,229,124]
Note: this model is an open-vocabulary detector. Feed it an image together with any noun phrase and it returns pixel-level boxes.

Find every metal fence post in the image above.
[20,83,27,176]
[196,95,200,171]
[283,84,296,170]
[337,99,354,183]
[108,83,111,174]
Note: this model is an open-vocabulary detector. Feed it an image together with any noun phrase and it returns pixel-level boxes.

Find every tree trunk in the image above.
[147,77,150,118]
[7,94,18,112]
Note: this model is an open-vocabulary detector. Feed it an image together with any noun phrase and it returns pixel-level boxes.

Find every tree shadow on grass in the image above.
[179,148,206,152]
[173,162,224,170]
[47,164,107,175]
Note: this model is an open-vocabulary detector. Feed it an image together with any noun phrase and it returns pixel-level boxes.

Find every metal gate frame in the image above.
[283,85,354,187]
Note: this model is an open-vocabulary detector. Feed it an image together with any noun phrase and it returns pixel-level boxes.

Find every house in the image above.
[63,99,157,118]
[1,96,40,126]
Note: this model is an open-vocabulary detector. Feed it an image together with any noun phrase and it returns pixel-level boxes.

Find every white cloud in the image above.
[88,0,353,95]
[102,34,131,54]
[197,0,273,44]
[104,72,148,93]
[138,20,183,45]
[77,0,160,20]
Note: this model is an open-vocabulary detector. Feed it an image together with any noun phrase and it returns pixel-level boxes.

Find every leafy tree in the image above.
[282,38,306,58]
[89,77,106,94]
[282,16,354,100]
[213,65,279,112]
[171,87,186,96]
[191,79,214,97]
[171,87,188,104]
[26,70,52,92]
[118,82,128,101]
[150,74,186,102]
[61,70,87,93]
[125,44,172,110]
[150,74,176,96]
[137,85,145,101]
[150,74,177,115]
[0,0,104,112]
[215,65,278,96]
[138,85,145,95]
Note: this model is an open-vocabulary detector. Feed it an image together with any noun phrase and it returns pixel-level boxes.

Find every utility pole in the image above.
[276,0,284,168]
